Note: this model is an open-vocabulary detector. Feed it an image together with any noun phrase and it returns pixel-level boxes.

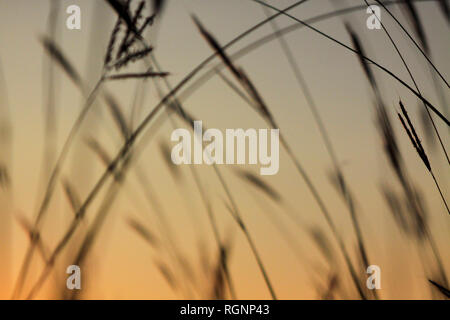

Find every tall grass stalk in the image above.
[250,0,449,126]
[260,0,377,298]
[374,0,449,88]
[344,18,449,289]
[23,0,314,298]
[14,1,162,298]
[176,1,439,107]
[363,1,449,164]
[149,48,244,298]
[0,53,13,297]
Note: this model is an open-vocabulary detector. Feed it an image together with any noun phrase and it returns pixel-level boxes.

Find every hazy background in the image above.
[0,0,448,299]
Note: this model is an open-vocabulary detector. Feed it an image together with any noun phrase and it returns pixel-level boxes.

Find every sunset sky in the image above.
[0,0,448,299]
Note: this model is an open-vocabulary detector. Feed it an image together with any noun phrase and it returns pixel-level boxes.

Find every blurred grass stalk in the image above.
[0,55,13,298]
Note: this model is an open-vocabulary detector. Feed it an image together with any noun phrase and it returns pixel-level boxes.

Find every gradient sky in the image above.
[0,0,449,299]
